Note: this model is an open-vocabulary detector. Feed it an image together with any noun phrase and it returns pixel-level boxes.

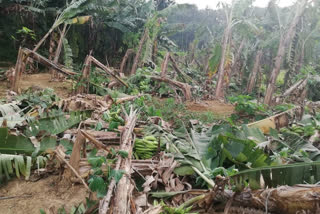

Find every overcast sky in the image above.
[175,0,296,9]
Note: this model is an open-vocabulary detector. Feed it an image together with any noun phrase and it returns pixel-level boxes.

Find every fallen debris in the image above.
[99,107,138,214]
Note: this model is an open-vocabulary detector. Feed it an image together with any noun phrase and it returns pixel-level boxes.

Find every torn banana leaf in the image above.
[272,131,320,161]
[172,123,270,175]
[0,103,26,128]
[207,133,270,169]
[0,127,56,155]
[150,191,189,198]
[25,110,91,137]
[0,154,48,182]
[232,161,320,190]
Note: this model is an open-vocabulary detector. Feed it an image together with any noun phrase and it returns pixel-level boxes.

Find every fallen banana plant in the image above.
[229,185,320,214]
[248,106,304,134]
[99,107,138,214]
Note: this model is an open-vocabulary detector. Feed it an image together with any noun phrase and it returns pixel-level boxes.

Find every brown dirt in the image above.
[0,82,7,99]
[0,175,89,214]
[0,73,73,99]
[186,100,234,117]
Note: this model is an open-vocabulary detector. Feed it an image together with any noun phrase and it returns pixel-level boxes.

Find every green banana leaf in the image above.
[150,191,189,198]
[232,161,320,190]
[25,110,91,137]
[0,127,56,155]
[207,133,270,170]
[270,131,320,161]
[0,154,48,182]
[172,123,270,174]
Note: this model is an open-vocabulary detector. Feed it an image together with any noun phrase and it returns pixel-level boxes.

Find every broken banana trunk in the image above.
[248,106,303,134]
[99,108,137,214]
[226,185,320,214]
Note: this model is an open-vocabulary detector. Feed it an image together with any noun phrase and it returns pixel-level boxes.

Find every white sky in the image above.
[175,0,296,9]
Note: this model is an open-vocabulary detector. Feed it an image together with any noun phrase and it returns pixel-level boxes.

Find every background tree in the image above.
[264,0,309,105]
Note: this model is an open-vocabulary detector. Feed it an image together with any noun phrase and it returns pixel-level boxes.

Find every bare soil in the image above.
[0,82,7,99]
[0,175,89,214]
[186,100,234,117]
[0,73,73,99]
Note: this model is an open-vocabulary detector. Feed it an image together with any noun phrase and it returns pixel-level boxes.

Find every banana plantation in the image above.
[1,0,320,213]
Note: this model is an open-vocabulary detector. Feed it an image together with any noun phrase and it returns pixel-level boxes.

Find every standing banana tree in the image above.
[215,0,256,98]
[247,49,263,93]
[289,6,320,85]
[264,0,309,105]
[215,2,234,98]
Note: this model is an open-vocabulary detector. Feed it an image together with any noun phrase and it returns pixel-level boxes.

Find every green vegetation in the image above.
[0,0,320,213]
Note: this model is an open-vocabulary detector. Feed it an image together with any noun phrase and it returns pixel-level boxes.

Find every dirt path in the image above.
[0,73,73,99]
[0,176,89,214]
[186,100,234,117]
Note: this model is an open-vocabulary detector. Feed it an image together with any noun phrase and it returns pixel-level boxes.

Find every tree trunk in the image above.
[113,110,137,214]
[215,11,232,98]
[248,106,303,134]
[203,55,211,76]
[99,109,137,214]
[282,78,306,97]
[229,185,320,214]
[48,31,57,62]
[63,130,85,181]
[247,50,263,93]
[22,48,76,75]
[150,76,192,101]
[160,52,170,78]
[50,24,68,79]
[296,41,305,74]
[89,56,128,88]
[11,47,24,92]
[12,47,78,92]
[77,54,92,94]
[264,0,308,105]
[152,39,158,64]
[120,49,134,75]
[230,39,245,77]
[169,55,187,83]
[283,30,299,90]
[130,29,148,75]
[33,27,55,52]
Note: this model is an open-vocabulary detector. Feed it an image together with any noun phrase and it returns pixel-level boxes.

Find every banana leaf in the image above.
[271,131,320,161]
[232,161,320,190]
[207,133,270,169]
[150,191,189,198]
[0,154,48,182]
[0,103,26,128]
[0,127,56,155]
[25,110,91,137]
[174,123,270,173]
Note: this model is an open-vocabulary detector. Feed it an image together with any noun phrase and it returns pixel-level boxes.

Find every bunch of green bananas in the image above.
[134,136,159,159]
[103,109,124,124]
[290,124,304,135]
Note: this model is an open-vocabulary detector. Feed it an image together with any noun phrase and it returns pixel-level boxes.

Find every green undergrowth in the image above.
[127,96,218,127]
